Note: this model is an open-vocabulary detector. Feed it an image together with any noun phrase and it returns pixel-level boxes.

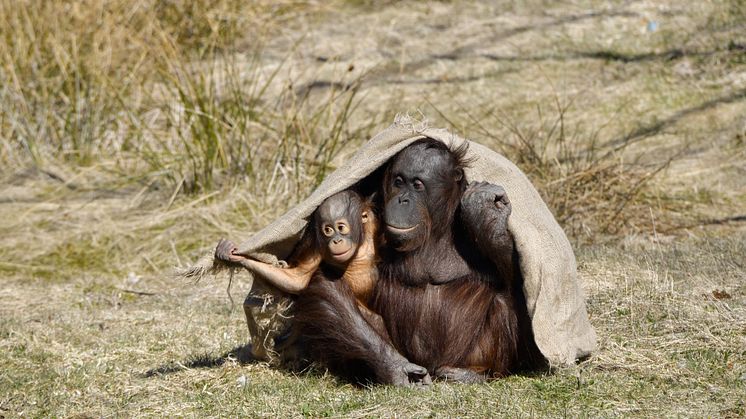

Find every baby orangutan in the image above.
[215,190,378,306]
[216,189,429,385]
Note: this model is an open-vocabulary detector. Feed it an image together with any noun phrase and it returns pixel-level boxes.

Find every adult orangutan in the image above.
[293,139,541,385]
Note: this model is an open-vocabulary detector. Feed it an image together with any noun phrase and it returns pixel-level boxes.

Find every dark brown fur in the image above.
[291,195,430,386]
[372,139,542,380]
[292,272,429,385]
[291,139,542,385]
[372,246,524,377]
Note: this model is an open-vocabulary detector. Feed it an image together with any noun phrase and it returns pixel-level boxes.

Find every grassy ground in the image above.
[1,0,744,417]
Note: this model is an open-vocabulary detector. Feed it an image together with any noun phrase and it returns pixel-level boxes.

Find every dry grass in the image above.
[1,235,743,417]
[1,0,745,417]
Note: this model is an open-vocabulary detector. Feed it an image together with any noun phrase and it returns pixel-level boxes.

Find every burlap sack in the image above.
[183,115,597,366]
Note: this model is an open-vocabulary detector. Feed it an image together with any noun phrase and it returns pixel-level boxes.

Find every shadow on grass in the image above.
[142,343,259,378]
[302,9,644,93]
[480,47,722,64]
[604,87,746,151]
[142,342,553,385]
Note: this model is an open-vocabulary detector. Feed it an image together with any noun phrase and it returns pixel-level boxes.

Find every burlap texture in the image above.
[185,115,597,366]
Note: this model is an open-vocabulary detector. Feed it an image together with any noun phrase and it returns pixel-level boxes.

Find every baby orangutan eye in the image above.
[323,225,334,237]
[337,223,349,234]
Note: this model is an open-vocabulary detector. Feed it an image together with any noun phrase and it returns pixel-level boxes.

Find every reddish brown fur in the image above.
[372,139,541,379]
[372,249,525,377]
[292,202,430,385]
[216,191,401,373]
[216,191,379,303]
[285,140,543,385]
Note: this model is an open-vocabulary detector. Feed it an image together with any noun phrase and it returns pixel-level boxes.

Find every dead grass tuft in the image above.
[436,98,681,243]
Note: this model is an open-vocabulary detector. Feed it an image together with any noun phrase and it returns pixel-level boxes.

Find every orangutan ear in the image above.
[453,168,464,182]
[361,210,369,224]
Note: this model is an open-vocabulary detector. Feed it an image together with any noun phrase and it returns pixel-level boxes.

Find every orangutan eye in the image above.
[337,223,349,234]
[394,176,404,187]
[323,225,334,237]
[413,179,424,191]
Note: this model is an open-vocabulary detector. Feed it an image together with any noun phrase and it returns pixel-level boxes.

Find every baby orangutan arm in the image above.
[215,238,322,294]
[214,189,370,295]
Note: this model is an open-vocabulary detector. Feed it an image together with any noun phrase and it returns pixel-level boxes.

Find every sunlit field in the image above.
[1,0,744,416]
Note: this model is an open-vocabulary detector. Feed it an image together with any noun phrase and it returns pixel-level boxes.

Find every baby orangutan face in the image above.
[320,216,356,265]
[314,191,368,267]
